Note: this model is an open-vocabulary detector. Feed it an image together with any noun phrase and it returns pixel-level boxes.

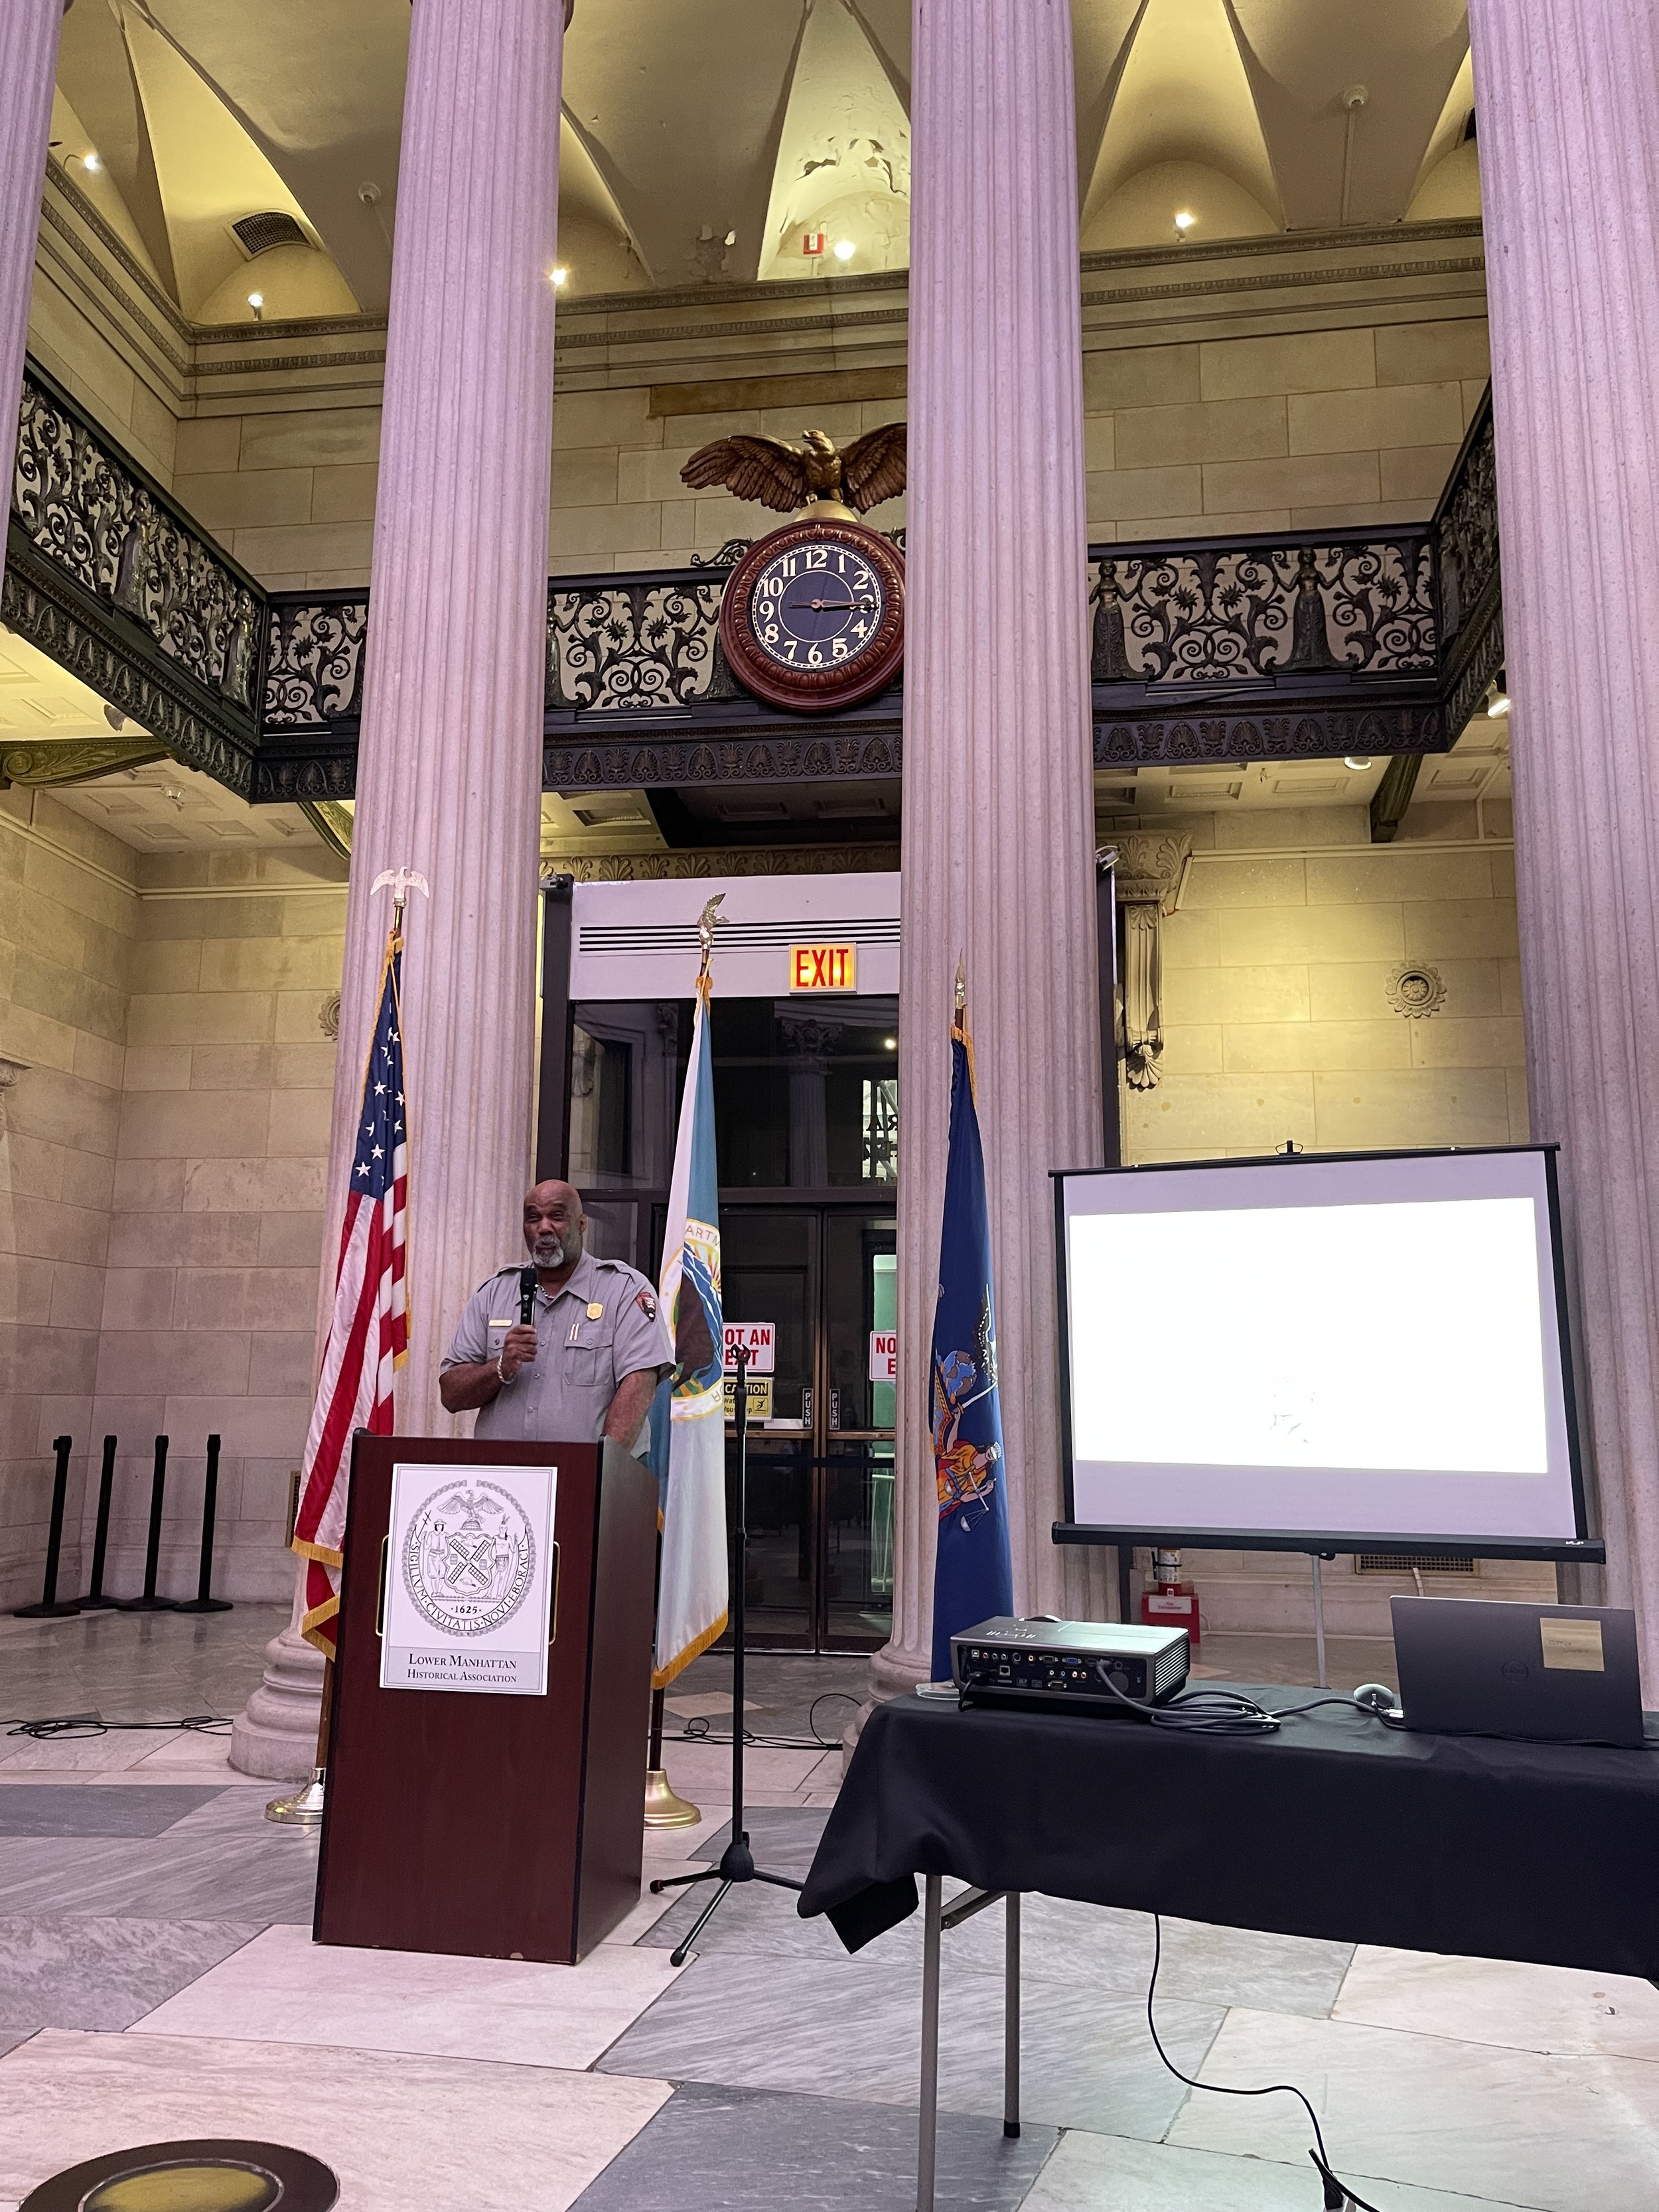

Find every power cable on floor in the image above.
[3,1714,233,1739]
[1145,1912,1386,2212]
[669,1688,861,1753]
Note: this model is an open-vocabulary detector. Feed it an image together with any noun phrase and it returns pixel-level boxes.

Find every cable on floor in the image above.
[667,1687,862,1753]
[3,1714,233,1739]
[1144,1912,1386,2212]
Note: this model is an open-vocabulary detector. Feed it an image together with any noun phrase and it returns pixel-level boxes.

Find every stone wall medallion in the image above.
[1387,963,1447,1018]
[319,992,342,1039]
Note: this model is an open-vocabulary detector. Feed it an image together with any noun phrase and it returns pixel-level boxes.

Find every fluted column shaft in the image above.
[232,0,565,1778]
[1467,1,1659,1680]
[328,0,565,1432]
[0,6,64,516]
[879,0,1104,1688]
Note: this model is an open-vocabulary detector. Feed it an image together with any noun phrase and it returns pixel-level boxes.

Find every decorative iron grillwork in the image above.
[13,370,261,711]
[547,577,737,711]
[1090,534,1436,686]
[263,592,370,727]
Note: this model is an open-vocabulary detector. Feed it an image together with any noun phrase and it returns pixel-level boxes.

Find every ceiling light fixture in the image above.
[883,1037,897,1051]
[551,266,569,287]
[82,151,102,173]
[1174,209,1195,234]
[833,238,855,261]
[1344,756,1373,771]
[247,292,264,321]
[1486,688,1510,717]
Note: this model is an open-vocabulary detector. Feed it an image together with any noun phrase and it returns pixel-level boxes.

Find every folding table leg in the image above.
[918,1873,942,2212]
[1003,1890,1021,2138]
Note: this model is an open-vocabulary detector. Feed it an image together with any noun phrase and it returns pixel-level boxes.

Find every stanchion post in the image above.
[117,1436,177,1612]
[79,1436,118,1609]
[176,1434,232,1614]
[13,1436,82,1618]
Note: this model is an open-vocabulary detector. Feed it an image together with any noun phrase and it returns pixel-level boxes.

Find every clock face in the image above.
[749,541,887,673]
[720,518,904,713]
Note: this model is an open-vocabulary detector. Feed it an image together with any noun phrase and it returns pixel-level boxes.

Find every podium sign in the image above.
[316,1436,658,1964]
[380,1462,557,1696]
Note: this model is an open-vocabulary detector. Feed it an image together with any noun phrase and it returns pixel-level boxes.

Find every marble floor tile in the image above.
[1019,2131,1541,2212]
[1334,1945,1659,2062]
[131,1921,685,2069]
[644,1868,1351,2020]
[570,2079,1056,2212]
[0,2031,34,2059]
[127,1732,255,1779]
[664,1741,828,1798]
[0,1734,187,1773]
[642,1805,731,1862]
[689,1804,832,1879]
[0,1916,260,2031]
[608,1876,693,1947]
[0,1822,319,1923]
[595,1946,1222,2138]
[0,1785,222,1838]
[1167,2006,1659,2212]
[0,2031,670,2212]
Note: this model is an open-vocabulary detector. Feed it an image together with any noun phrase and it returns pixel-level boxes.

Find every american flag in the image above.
[293,919,409,1654]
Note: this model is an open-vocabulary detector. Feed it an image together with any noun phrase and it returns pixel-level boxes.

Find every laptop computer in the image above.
[1392,1596,1646,1749]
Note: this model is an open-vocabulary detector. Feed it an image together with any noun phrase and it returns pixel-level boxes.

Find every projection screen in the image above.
[1054,1146,1597,1558]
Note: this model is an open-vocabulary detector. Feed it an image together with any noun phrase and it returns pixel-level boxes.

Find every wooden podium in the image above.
[313,1434,658,1964]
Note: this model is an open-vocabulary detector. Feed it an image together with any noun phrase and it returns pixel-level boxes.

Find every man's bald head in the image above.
[523,1180,586,1273]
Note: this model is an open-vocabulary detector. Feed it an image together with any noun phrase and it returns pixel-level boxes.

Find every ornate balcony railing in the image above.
[8,351,1500,808]
[3,362,265,795]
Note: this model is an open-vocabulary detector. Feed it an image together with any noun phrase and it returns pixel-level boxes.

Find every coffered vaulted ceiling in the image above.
[50,0,1481,321]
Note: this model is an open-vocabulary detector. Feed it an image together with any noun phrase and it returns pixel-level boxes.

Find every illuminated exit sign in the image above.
[789,943,857,993]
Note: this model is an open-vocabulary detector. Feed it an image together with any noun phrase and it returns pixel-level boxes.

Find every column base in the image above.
[869,1637,931,1701]
[229,1619,326,1781]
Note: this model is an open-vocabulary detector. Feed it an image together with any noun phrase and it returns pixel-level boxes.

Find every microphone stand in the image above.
[649,1343,802,1962]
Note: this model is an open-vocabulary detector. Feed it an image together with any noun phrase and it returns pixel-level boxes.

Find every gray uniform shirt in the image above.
[440,1250,674,1444]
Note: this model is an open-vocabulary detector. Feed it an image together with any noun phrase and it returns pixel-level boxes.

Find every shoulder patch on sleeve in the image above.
[635,1289,658,1321]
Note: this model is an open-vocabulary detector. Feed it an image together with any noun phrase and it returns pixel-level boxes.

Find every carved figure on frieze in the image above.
[680,424,906,521]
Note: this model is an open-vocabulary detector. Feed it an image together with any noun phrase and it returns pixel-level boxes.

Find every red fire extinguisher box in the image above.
[1141,1584,1201,1651]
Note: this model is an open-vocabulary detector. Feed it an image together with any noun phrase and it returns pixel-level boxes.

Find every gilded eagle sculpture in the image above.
[680,423,906,522]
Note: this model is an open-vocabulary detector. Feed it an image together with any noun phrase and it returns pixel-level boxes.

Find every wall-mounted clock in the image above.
[718,516,904,713]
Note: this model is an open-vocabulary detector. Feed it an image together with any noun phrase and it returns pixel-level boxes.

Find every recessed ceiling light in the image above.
[833,238,855,261]
[247,292,264,321]
[1344,756,1373,771]
[551,266,569,287]
[1173,210,1195,232]
[82,151,102,173]
[883,1037,897,1051]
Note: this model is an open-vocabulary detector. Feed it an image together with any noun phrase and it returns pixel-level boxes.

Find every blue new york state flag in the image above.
[929,980,1014,1682]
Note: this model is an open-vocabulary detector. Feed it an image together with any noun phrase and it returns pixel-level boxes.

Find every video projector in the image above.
[951,1617,1189,1714]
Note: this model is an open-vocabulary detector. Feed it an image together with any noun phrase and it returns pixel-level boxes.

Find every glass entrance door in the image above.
[719,1205,897,1653]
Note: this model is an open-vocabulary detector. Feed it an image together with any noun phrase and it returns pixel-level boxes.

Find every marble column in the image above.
[876,0,1107,1694]
[0,6,64,515]
[232,0,565,1776]
[1466,1,1659,1682]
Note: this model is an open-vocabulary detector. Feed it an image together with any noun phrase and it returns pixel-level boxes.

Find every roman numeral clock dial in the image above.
[719,516,904,712]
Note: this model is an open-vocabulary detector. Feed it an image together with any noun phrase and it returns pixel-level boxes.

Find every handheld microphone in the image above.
[518,1265,538,1326]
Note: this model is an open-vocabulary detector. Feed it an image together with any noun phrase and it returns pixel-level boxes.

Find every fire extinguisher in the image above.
[1140,1546,1200,1651]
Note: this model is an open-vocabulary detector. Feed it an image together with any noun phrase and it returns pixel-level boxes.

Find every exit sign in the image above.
[790,942,857,993]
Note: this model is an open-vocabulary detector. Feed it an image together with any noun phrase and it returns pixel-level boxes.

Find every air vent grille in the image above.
[1355,1552,1477,1576]
[231,211,308,258]
[577,917,901,957]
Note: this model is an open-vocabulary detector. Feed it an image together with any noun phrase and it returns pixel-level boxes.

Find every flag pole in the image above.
[266,871,423,1827]
[644,893,724,1829]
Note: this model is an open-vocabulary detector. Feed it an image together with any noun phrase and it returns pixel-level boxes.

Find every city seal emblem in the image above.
[401,1479,536,1637]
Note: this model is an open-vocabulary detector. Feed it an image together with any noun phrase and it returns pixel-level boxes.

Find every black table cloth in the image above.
[798,1688,1659,1977]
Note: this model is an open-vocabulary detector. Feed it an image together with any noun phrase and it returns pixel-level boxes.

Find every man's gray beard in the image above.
[530,1232,575,1268]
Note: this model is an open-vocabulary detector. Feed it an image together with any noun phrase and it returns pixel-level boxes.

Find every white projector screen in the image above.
[1057,1147,1591,1555]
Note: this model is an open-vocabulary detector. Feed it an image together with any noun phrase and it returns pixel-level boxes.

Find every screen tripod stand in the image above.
[649,1343,803,1964]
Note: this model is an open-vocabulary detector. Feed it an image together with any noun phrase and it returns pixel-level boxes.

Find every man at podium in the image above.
[439,1179,672,1447]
